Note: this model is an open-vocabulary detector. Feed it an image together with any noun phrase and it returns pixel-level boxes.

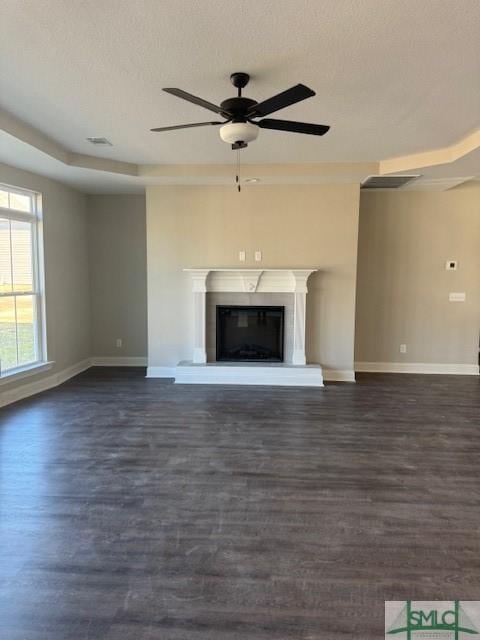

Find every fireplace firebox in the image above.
[216,305,284,362]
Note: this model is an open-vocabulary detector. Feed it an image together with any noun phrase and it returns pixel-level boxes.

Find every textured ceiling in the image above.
[1,0,480,167]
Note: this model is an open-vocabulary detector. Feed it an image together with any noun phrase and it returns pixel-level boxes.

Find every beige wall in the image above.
[87,194,147,358]
[355,183,480,366]
[0,162,91,394]
[146,184,360,375]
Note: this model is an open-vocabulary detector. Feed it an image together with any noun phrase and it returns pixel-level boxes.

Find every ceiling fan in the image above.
[151,72,330,150]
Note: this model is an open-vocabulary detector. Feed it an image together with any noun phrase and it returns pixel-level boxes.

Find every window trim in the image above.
[0,184,48,380]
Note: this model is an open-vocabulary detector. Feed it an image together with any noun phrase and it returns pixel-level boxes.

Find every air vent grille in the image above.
[361,175,420,189]
[86,137,112,146]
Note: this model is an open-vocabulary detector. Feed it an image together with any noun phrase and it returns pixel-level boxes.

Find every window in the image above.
[0,184,46,377]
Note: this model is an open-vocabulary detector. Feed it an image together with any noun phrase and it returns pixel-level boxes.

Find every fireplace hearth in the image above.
[216,305,284,362]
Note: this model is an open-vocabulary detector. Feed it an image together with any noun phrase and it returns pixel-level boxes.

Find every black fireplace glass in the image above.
[216,305,284,362]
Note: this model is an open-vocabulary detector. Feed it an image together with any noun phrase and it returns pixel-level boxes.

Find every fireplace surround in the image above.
[176,268,323,386]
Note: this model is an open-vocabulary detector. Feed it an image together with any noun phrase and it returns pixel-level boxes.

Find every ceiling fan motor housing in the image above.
[219,97,257,118]
[219,121,259,145]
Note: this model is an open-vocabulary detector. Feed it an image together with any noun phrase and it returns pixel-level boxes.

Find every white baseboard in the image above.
[0,358,92,409]
[146,366,175,378]
[91,356,147,367]
[355,361,480,375]
[0,356,150,408]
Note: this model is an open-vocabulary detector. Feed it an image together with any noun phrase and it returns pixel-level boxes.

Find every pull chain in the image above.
[235,149,241,192]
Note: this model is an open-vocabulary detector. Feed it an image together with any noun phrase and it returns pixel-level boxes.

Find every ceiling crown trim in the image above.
[379,128,480,175]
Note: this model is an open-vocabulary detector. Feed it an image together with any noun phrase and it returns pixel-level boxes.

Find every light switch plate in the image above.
[449,292,466,302]
[446,260,458,270]
[255,250,262,262]
[239,250,246,262]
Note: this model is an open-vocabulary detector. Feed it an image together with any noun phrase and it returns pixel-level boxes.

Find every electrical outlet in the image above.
[400,344,407,354]
[255,250,262,262]
[116,338,122,348]
[239,250,246,262]
[445,260,458,271]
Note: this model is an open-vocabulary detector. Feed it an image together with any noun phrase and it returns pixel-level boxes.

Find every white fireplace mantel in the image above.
[184,268,316,295]
[184,268,317,367]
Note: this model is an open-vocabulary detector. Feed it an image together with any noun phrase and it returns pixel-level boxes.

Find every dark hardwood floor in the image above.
[0,368,479,639]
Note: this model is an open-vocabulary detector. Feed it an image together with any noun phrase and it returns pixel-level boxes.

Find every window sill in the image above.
[0,361,55,386]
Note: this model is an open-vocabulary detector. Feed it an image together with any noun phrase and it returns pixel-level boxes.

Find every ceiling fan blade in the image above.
[248,84,315,117]
[257,118,330,136]
[150,121,223,132]
[163,88,224,115]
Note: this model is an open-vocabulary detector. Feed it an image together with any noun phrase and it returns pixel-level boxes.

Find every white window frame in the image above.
[0,183,49,381]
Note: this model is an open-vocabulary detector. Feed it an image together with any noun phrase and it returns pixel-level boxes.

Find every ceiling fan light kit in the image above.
[220,121,259,145]
[152,72,330,150]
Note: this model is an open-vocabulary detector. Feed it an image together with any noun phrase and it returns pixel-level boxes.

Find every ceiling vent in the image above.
[361,175,420,189]
[86,137,112,146]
